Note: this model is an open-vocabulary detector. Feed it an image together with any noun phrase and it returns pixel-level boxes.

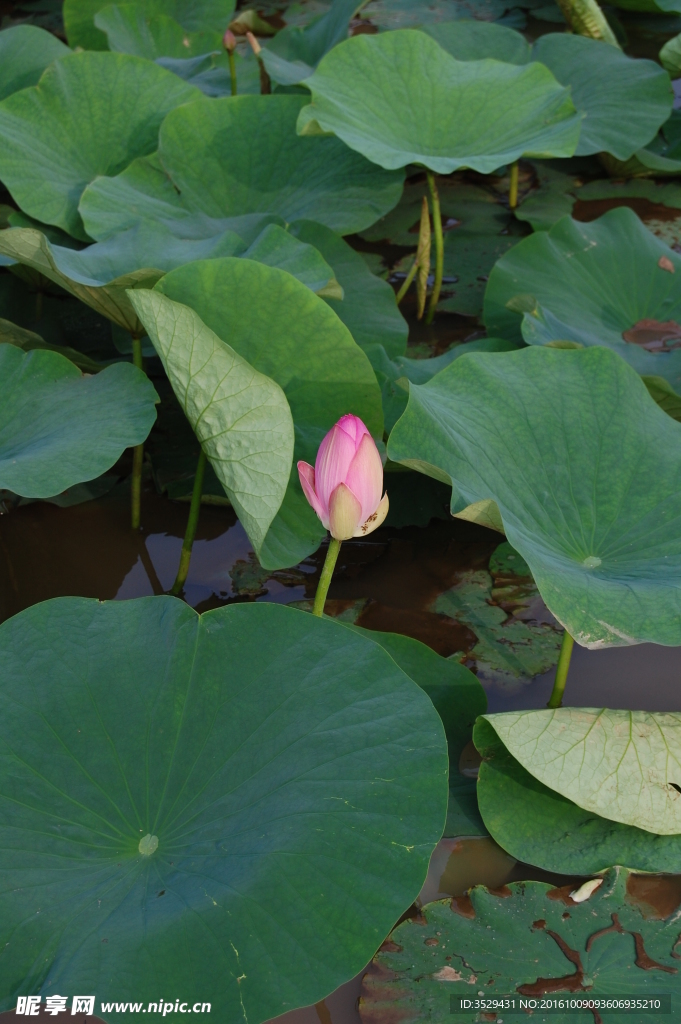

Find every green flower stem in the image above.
[509,161,519,210]
[130,333,144,530]
[170,448,207,596]
[228,51,237,96]
[312,537,341,616]
[547,630,575,709]
[395,256,418,305]
[425,170,443,326]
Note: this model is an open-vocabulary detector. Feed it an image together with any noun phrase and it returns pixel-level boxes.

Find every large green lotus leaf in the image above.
[297,30,581,173]
[129,290,294,554]
[290,219,408,357]
[342,623,487,837]
[0,223,339,332]
[0,345,157,497]
[423,18,531,63]
[531,34,672,160]
[80,95,403,239]
[79,153,281,242]
[63,0,236,50]
[387,345,681,649]
[155,257,384,569]
[261,0,361,86]
[0,24,71,101]
[94,3,220,58]
[0,596,448,1021]
[475,717,681,874]
[483,709,681,835]
[484,208,681,394]
[429,23,671,160]
[360,867,681,1022]
[0,53,200,241]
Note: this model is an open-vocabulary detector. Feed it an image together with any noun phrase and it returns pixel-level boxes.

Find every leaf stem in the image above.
[170,448,207,597]
[228,51,237,95]
[312,537,341,616]
[425,170,443,325]
[395,257,418,305]
[547,630,574,709]
[509,161,519,210]
[131,334,144,530]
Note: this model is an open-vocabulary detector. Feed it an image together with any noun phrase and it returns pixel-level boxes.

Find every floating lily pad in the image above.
[0,52,200,241]
[388,344,681,649]
[63,0,236,50]
[94,4,220,58]
[261,0,360,85]
[129,290,294,555]
[0,596,447,1020]
[360,866,681,1022]
[79,94,403,241]
[475,717,681,874]
[433,542,563,690]
[437,232,523,317]
[0,24,70,101]
[153,257,383,569]
[485,208,681,394]
[483,708,681,835]
[290,219,408,357]
[0,345,157,497]
[342,623,487,836]
[297,30,581,173]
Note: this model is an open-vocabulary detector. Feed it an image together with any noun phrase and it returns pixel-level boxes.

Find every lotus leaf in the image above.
[290,219,408,356]
[602,110,681,179]
[342,623,487,836]
[241,222,341,297]
[0,345,157,497]
[155,49,261,97]
[485,208,681,395]
[388,345,681,649]
[128,290,294,554]
[513,161,580,232]
[0,53,200,241]
[361,867,681,1022]
[482,708,681,835]
[0,596,448,1021]
[151,257,383,569]
[431,24,671,160]
[63,0,236,50]
[261,0,361,85]
[80,95,402,240]
[364,0,507,29]
[94,4,220,58]
[0,25,70,102]
[0,316,104,373]
[661,31,681,76]
[475,717,681,874]
[297,30,581,173]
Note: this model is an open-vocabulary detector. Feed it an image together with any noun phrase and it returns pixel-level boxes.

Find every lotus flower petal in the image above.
[328,482,363,540]
[355,492,389,537]
[315,421,357,511]
[297,461,328,527]
[345,432,383,523]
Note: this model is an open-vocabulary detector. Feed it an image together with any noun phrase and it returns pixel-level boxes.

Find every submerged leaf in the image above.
[0,596,448,1020]
[388,345,681,649]
[361,867,681,1021]
[129,290,294,554]
[0,346,157,497]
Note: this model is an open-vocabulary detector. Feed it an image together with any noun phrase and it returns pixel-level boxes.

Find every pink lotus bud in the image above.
[223,29,237,52]
[297,414,389,541]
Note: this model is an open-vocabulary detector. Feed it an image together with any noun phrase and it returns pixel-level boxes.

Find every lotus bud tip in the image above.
[223,28,237,52]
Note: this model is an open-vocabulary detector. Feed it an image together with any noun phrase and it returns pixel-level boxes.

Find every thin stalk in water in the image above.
[509,161,519,211]
[170,448,207,596]
[547,630,574,709]
[312,537,341,616]
[130,333,144,530]
[425,170,443,325]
